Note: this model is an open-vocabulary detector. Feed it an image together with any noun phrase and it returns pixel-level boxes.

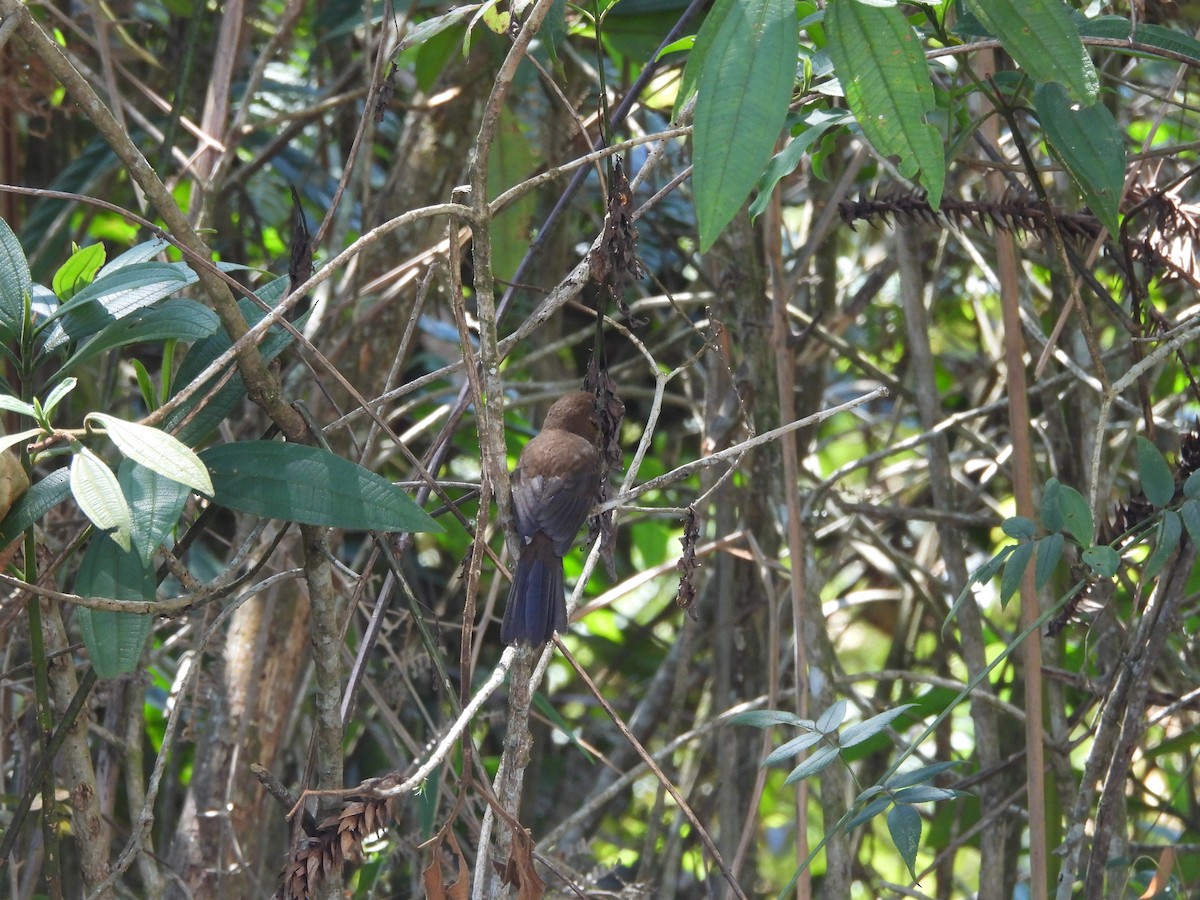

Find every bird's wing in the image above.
[511,467,599,556]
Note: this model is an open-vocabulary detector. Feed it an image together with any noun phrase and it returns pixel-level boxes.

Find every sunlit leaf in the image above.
[52,243,106,302]
[815,699,848,734]
[71,447,132,551]
[840,704,916,749]
[86,412,213,497]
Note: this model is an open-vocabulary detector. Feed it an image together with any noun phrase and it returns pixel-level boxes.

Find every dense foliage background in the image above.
[1,0,1199,898]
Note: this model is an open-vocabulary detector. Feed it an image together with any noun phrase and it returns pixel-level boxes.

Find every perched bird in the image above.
[501,391,602,645]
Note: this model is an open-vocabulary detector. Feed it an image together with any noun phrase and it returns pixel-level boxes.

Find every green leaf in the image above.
[1184,471,1200,501]
[783,744,841,784]
[1083,544,1120,578]
[840,703,916,749]
[86,413,213,497]
[487,107,536,285]
[0,393,37,418]
[965,0,1097,103]
[0,468,71,545]
[826,0,944,206]
[1079,17,1200,64]
[98,236,170,274]
[41,376,77,422]
[74,533,156,678]
[0,216,31,334]
[844,795,892,831]
[52,243,106,301]
[0,427,43,456]
[119,459,191,564]
[200,442,442,533]
[674,0,738,119]
[42,262,196,349]
[894,785,958,803]
[1000,540,1034,608]
[1135,436,1175,508]
[1041,478,1064,533]
[70,447,133,551]
[396,4,480,54]
[1033,83,1125,239]
[750,109,853,218]
[60,299,219,375]
[693,0,798,250]
[763,730,825,767]
[1057,483,1094,547]
[886,760,962,789]
[887,803,922,881]
[815,698,848,733]
[728,709,813,729]
[1144,509,1182,580]
[1181,498,1200,545]
[944,545,1013,629]
[1002,516,1036,540]
[1035,533,1064,590]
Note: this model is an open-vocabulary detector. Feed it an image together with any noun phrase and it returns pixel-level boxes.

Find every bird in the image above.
[501,391,603,645]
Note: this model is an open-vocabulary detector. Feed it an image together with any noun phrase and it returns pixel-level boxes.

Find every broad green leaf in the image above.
[0,468,71,545]
[165,278,295,445]
[97,236,171,275]
[41,262,196,349]
[1000,540,1034,608]
[840,703,916,749]
[86,413,213,497]
[119,459,191,564]
[1002,516,1036,540]
[71,447,133,551]
[887,803,921,880]
[749,108,852,218]
[0,216,30,334]
[674,0,739,119]
[826,0,944,206]
[1057,482,1094,547]
[1035,533,1064,590]
[693,0,798,250]
[763,730,825,767]
[965,0,1097,103]
[728,709,814,729]
[60,299,219,375]
[52,243,106,301]
[783,744,840,784]
[1083,544,1120,578]
[1181,498,1200,545]
[74,533,156,678]
[200,442,442,533]
[1185,471,1200,500]
[487,107,536,284]
[815,698,848,734]
[845,795,892,831]
[1041,478,1064,533]
[1033,83,1125,239]
[1144,510,1182,579]
[1079,17,1200,64]
[886,760,962,789]
[1135,436,1175,508]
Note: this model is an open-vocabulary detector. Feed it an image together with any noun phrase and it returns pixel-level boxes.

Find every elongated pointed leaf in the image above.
[1034,83,1125,239]
[1079,16,1200,64]
[96,236,171,275]
[119,459,191,564]
[0,468,71,545]
[1035,533,1064,589]
[74,533,156,678]
[1000,541,1034,607]
[887,803,922,880]
[52,243,106,301]
[894,785,958,803]
[1144,509,1182,579]
[784,744,840,784]
[763,730,825,767]
[71,447,132,551]
[886,760,962,789]
[749,108,852,218]
[827,0,944,206]
[61,299,219,375]
[728,709,814,729]
[200,442,442,533]
[0,216,30,334]
[965,0,1097,103]
[816,698,848,734]
[0,394,37,418]
[845,795,892,831]
[1057,482,1094,547]
[693,0,798,250]
[840,703,916,749]
[1135,436,1175,508]
[87,412,212,497]
[1041,478,1065,533]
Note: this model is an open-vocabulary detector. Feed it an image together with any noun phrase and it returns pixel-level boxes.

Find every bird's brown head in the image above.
[541,390,600,442]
